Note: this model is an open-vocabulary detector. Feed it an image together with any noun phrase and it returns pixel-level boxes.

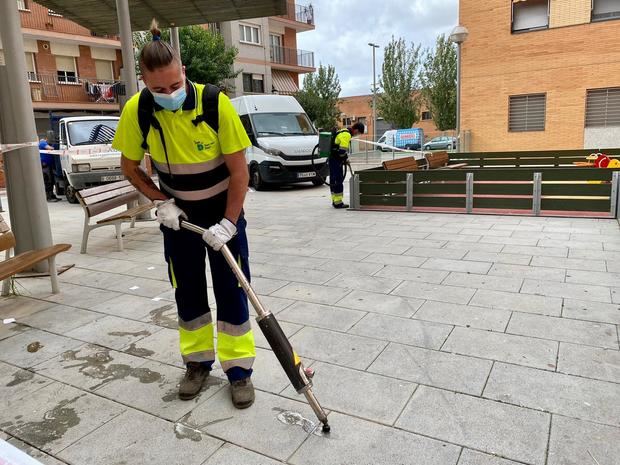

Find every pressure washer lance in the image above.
[180,220,331,433]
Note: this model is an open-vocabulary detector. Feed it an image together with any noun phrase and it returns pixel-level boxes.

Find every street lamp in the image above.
[368,42,379,143]
[449,25,469,152]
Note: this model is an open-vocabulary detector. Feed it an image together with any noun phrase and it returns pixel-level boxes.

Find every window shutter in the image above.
[509,94,546,132]
[585,88,620,127]
[55,55,76,72]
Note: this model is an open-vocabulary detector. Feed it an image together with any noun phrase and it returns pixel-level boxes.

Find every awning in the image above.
[32,0,287,34]
[272,70,298,95]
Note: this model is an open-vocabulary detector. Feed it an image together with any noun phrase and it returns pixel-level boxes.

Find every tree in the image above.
[295,65,341,129]
[420,34,457,131]
[132,26,239,87]
[376,37,422,129]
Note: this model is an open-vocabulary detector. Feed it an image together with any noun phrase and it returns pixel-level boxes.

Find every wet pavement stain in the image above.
[107,330,151,338]
[124,343,155,358]
[161,390,178,403]
[149,305,178,329]
[26,341,43,353]
[6,370,34,387]
[173,422,203,442]
[272,407,318,434]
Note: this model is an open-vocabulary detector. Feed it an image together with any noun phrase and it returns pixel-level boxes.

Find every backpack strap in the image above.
[137,88,155,150]
[192,84,220,132]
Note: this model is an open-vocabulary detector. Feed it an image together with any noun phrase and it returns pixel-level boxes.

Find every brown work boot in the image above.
[230,377,255,409]
[179,362,210,400]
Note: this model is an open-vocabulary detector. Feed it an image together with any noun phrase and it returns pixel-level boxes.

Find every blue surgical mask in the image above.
[152,85,187,111]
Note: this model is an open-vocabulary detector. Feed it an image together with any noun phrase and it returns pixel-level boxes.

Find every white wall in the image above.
[584,127,620,150]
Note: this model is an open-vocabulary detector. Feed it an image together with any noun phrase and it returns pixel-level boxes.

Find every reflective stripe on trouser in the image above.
[162,214,255,378]
[328,156,345,204]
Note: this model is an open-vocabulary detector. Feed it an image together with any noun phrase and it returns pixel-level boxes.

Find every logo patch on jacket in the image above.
[194,140,214,151]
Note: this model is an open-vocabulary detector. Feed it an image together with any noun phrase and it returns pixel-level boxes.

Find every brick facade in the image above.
[460,0,620,151]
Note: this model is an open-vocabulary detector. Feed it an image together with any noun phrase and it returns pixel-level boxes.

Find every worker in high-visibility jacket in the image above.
[330,122,365,208]
[112,20,255,408]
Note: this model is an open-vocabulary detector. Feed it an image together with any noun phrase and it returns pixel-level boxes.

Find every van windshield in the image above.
[67,120,119,146]
[252,113,316,137]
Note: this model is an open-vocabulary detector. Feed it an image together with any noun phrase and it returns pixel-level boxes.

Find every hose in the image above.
[310,144,349,187]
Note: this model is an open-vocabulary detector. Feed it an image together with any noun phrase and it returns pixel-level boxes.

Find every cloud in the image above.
[297,0,458,96]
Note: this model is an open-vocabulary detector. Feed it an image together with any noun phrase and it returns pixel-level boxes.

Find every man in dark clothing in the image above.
[39,137,60,202]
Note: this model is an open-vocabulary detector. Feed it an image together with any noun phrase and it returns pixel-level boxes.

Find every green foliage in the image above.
[377,37,422,129]
[294,65,342,129]
[420,34,457,131]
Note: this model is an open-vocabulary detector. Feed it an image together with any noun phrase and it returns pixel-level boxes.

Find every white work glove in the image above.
[154,198,187,231]
[202,218,237,251]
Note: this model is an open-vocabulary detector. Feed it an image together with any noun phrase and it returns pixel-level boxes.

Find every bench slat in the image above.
[0,244,71,281]
[81,185,137,206]
[87,192,140,217]
[79,180,131,198]
[426,151,449,169]
[97,202,155,224]
[383,157,419,171]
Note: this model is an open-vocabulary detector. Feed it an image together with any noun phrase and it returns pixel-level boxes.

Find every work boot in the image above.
[230,377,255,409]
[46,194,60,202]
[179,362,210,400]
[332,202,349,209]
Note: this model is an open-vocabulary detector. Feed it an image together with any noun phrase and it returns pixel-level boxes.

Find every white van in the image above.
[230,95,327,190]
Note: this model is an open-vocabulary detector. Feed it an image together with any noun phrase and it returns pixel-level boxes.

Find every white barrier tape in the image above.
[0,142,119,157]
[0,142,39,154]
[356,139,426,156]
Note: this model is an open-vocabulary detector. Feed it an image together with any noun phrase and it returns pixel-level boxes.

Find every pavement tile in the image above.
[444,241,504,252]
[421,258,493,275]
[58,409,221,465]
[613,287,620,304]
[0,361,53,410]
[334,289,423,318]
[562,299,620,324]
[362,252,428,267]
[276,301,365,332]
[396,386,549,465]
[325,273,402,294]
[530,256,607,271]
[403,247,467,260]
[282,361,416,424]
[489,263,566,282]
[521,279,611,303]
[458,449,522,465]
[0,296,57,321]
[442,327,558,370]
[547,415,620,465]
[313,259,385,277]
[184,389,319,462]
[58,268,127,289]
[18,305,105,334]
[349,313,453,350]
[373,265,449,284]
[569,248,620,261]
[539,239,603,250]
[6,437,67,465]
[442,273,523,293]
[0,382,125,454]
[250,347,296,394]
[202,443,284,465]
[289,327,387,370]
[565,269,620,287]
[392,281,476,305]
[0,329,83,369]
[140,302,179,329]
[19,282,122,310]
[557,342,620,384]
[414,301,511,332]
[480,236,541,246]
[121,326,183,368]
[503,245,568,258]
[90,294,172,320]
[252,319,303,351]
[507,312,618,349]
[289,411,461,465]
[402,239,448,250]
[251,263,336,285]
[484,362,620,428]
[103,276,173,298]
[249,252,326,269]
[368,342,492,395]
[463,251,532,266]
[312,248,371,261]
[64,315,161,350]
[271,282,351,305]
[471,289,562,316]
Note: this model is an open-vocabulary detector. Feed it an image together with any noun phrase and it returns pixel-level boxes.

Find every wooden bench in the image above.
[77,180,155,254]
[0,214,71,296]
[382,157,419,171]
[425,151,449,169]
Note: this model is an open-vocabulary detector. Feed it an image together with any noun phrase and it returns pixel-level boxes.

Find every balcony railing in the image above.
[28,73,125,105]
[279,3,314,25]
[270,45,314,68]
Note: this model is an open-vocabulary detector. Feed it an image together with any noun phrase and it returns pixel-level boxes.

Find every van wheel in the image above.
[65,184,79,204]
[250,165,266,191]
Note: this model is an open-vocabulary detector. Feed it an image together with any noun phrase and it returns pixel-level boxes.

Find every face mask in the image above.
[152,85,187,111]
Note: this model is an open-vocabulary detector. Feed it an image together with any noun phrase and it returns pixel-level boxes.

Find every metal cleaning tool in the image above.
[180,220,331,433]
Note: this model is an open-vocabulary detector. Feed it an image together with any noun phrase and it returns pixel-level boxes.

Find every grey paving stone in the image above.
[521,279,612,303]
[335,289,423,318]
[349,313,453,350]
[368,342,492,395]
[271,282,351,305]
[458,449,522,465]
[6,437,67,465]
[184,389,318,461]
[547,415,620,465]
[434,234,481,243]
[421,258,493,275]
[569,248,620,261]
[251,319,302,351]
[0,361,53,410]
[396,386,549,465]
[250,347,296,395]
[277,301,365,332]
[58,268,128,289]
[282,361,415,424]
[562,299,620,324]
[289,327,387,370]
[252,295,295,314]
[289,411,461,465]
[0,382,125,454]
[463,251,532,266]
[121,326,184,368]
[443,242,504,253]
[202,443,284,465]
[0,296,57,320]
[19,282,122,310]
[565,269,620,288]
[403,246,467,260]
[484,362,620,428]
[539,239,603,250]
[471,289,563,316]
[530,256,607,271]
[325,273,402,294]
[443,273,523,293]
[100,276,172,298]
[392,281,476,305]
[442,327,558,370]
[250,251,327,269]
[557,342,620,384]
[402,239,448,250]
[315,258,385,277]
[607,259,620,272]
[414,301,511,332]
[65,315,161,350]
[58,409,221,465]
[613,287,620,304]
[16,304,105,334]
[251,263,336,285]
[373,265,449,284]
[463,228,512,237]
[354,242,412,255]
[507,312,618,349]
[503,245,568,258]
[489,263,566,282]
[90,294,172,320]
[0,329,83,369]
[312,247,371,261]
[481,236,542,246]
[362,252,428,267]
[511,231,570,241]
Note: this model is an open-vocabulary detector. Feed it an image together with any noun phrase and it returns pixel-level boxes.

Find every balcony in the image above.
[272,2,315,30]
[28,73,124,110]
[269,45,314,71]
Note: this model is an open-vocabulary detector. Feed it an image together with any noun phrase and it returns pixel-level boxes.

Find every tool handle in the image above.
[179,220,270,319]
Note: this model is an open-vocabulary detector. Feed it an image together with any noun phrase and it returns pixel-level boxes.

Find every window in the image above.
[242,73,264,93]
[55,55,78,84]
[48,9,63,17]
[509,94,546,132]
[95,60,113,81]
[342,117,352,126]
[512,0,549,32]
[585,88,620,127]
[16,0,28,10]
[239,24,261,44]
[25,52,38,81]
[251,112,315,137]
[421,111,432,121]
[239,114,254,137]
[592,0,620,21]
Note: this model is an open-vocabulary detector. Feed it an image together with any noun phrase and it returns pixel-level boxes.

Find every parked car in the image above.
[423,136,456,151]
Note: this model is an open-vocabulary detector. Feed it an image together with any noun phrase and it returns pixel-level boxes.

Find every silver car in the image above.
[423,136,456,151]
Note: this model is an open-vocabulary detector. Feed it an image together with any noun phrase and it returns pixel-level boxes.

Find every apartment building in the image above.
[218,0,315,97]
[0,0,124,135]
[460,0,620,151]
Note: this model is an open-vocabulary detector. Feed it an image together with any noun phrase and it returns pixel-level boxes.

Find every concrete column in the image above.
[116,0,139,105]
[0,0,53,266]
[170,27,180,55]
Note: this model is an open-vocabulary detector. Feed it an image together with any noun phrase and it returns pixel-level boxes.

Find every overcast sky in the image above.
[296,0,459,97]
